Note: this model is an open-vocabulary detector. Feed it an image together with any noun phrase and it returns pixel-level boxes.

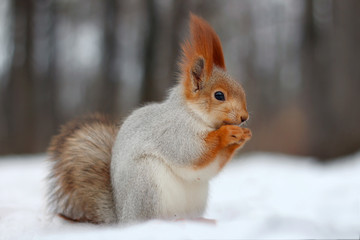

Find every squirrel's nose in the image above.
[241,116,247,123]
[240,113,249,123]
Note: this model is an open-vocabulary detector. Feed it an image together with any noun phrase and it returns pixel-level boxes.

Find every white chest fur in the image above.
[152,161,209,219]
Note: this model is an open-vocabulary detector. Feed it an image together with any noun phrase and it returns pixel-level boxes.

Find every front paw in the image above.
[239,128,252,143]
[218,125,251,147]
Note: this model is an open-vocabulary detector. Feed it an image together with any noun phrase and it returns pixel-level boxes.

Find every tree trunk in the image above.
[4,0,36,154]
[33,0,59,152]
[330,0,360,157]
[168,0,190,83]
[97,0,120,115]
[301,0,360,159]
[140,0,159,104]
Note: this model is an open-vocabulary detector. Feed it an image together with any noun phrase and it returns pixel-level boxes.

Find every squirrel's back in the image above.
[47,114,119,224]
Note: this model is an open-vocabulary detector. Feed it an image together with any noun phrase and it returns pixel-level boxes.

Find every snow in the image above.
[1,152,359,239]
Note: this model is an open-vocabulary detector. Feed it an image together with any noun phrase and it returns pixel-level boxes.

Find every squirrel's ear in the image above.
[180,13,226,94]
[191,57,205,91]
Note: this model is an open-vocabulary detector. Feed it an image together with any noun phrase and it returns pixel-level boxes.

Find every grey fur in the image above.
[111,85,212,224]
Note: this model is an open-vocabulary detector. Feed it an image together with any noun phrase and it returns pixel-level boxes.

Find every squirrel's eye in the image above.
[214,91,225,101]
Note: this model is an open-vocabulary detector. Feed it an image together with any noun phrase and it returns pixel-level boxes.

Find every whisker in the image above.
[214,109,228,114]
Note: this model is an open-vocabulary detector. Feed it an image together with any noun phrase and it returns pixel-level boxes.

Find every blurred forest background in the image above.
[0,0,359,160]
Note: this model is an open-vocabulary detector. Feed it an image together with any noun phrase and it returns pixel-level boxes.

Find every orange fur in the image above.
[179,14,251,170]
[194,125,252,170]
[184,67,249,129]
[181,14,226,100]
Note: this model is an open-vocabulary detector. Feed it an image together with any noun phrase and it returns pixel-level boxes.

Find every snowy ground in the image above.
[0,152,359,240]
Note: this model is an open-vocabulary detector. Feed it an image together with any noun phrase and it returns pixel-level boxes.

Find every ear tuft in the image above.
[180,13,226,96]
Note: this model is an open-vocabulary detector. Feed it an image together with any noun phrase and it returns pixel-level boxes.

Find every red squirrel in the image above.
[47,14,252,224]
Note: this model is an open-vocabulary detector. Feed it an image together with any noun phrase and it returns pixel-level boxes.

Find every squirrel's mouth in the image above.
[223,120,247,128]
[223,120,242,126]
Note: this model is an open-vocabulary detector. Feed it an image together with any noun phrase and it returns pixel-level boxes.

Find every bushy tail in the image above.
[47,113,119,224]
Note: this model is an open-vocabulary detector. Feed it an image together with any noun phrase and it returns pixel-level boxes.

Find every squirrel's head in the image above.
[180,14,248,129]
